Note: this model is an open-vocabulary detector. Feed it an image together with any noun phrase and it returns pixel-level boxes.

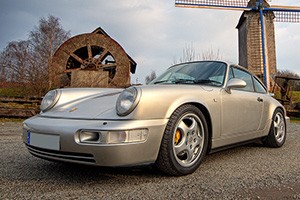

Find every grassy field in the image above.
[290,117,300,123]
[274,91,300,102]
[291,91,300,102]
[0,88,24,97]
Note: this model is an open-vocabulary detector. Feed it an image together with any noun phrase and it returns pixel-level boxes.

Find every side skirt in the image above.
[208,138,261,154]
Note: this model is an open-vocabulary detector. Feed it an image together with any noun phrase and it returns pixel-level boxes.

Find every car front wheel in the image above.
[156,104,208,176]
[262,108,286,148]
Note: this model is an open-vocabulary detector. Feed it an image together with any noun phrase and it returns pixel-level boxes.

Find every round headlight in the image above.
[40,90,61,112]
[116,87,141,116]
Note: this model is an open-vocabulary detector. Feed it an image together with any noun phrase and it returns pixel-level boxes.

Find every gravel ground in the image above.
[0,121,299,199]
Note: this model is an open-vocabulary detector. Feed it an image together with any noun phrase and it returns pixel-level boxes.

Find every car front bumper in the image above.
[23,116,168,167]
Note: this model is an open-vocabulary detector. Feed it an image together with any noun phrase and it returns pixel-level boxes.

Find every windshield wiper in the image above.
[154,79,221,85]
[193,79,221,85]
[173,79,195,84]
[153,80,170,84]
[153,79,194,84]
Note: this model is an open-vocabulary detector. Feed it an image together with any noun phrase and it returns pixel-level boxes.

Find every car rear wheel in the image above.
[262,108,286,148]
[156,104,208,176]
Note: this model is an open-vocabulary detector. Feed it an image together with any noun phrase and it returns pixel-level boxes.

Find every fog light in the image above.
[107,129,148,144]
[79,131,100,143]
[107,131,127,143]
[76,129,148,145]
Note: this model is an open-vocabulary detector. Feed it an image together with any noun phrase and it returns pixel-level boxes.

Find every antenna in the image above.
[175,0,300,90]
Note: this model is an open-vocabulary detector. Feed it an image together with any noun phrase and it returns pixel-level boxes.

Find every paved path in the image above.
[0,122,299,199]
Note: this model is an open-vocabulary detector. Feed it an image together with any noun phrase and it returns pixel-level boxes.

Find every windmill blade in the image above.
[175,0,251,11]
[273,11,300,23]
[264,5,300,23]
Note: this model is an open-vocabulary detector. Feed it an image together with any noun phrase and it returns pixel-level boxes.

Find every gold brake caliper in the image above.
[174,129,182,145]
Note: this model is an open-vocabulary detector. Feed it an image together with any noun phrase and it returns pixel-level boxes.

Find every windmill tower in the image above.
[175,0,300,90]
[236,0,277,83]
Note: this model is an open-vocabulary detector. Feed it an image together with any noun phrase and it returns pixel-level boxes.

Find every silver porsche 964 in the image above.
[23,61,287,176]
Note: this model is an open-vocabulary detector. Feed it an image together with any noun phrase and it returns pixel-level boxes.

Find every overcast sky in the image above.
[0,0,299,83]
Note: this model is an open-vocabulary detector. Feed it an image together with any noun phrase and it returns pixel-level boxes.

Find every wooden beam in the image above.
[175,4,251,11]
[270,5,300,11]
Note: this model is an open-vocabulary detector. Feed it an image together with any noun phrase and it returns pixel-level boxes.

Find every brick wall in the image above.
[236,0,277,84]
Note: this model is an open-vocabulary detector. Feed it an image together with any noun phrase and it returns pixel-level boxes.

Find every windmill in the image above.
[175,0,300,90]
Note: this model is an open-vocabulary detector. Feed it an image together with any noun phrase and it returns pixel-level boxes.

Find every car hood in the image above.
[39,84,220,120]
[40,88,123,119]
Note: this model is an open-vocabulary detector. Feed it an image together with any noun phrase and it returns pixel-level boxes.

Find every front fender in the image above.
[128,85,218,120]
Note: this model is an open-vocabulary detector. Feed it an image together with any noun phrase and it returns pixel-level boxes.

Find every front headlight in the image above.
[116,87,141,116]
[40,90,61,112]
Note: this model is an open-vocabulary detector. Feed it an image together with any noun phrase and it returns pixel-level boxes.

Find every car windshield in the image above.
[150,61,227,87]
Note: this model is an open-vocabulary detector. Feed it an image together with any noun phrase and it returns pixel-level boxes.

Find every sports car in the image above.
[22,61,287,176]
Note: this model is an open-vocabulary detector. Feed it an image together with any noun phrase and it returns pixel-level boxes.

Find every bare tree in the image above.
[145,70,157,84]
[173,43,223,64]
[29,15,70,89]
[277,69,300,91]
[0,41,32,83]
[201,48,223,61]
[277,69,300,79]
[0,15,70,96]
[0,40,50,96]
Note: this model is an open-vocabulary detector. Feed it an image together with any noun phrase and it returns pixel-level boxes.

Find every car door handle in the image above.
[257,97,263,102]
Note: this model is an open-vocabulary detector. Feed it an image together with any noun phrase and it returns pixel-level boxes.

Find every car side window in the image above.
[232,67,254,92]
[253,77,267,93]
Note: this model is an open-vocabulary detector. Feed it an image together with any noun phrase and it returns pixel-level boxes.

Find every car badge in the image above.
[69,107,78,112]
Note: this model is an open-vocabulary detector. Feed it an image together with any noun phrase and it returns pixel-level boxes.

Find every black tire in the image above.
[155,104,209,176]
[262,108,286,148]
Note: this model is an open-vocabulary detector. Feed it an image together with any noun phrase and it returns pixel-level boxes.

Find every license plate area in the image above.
[28,131,60,150]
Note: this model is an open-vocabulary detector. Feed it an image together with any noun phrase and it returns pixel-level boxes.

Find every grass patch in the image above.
[0,102,35,109]
[0,118,25,123]
[274,91,300,102]
[291,91,300,102]
[290,117,300,123]
[0,87,24,97]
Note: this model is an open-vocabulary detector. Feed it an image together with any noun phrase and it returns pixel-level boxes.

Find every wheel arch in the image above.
[155,102,212,175]
[269,105,286,124]
[169,102,213,153]
[189,102,213,152]
[262,105,287,148]
[272,106,287,127]
[262,102,287,137]
[275,106,285,116]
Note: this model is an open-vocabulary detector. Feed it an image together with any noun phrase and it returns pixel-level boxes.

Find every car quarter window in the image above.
[228,67,234,80]
[231,67,254,92]
[253,77,267,93]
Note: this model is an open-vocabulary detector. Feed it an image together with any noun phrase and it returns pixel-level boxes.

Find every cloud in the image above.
[275,23,300,74]
[0,0,299,82]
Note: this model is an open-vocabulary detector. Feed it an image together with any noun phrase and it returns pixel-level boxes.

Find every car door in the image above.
[221,67,264,136]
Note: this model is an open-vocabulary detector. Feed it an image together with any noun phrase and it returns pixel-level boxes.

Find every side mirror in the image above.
[225,78,247,94]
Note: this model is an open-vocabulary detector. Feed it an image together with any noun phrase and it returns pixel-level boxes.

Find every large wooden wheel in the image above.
[50,28,136,88]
